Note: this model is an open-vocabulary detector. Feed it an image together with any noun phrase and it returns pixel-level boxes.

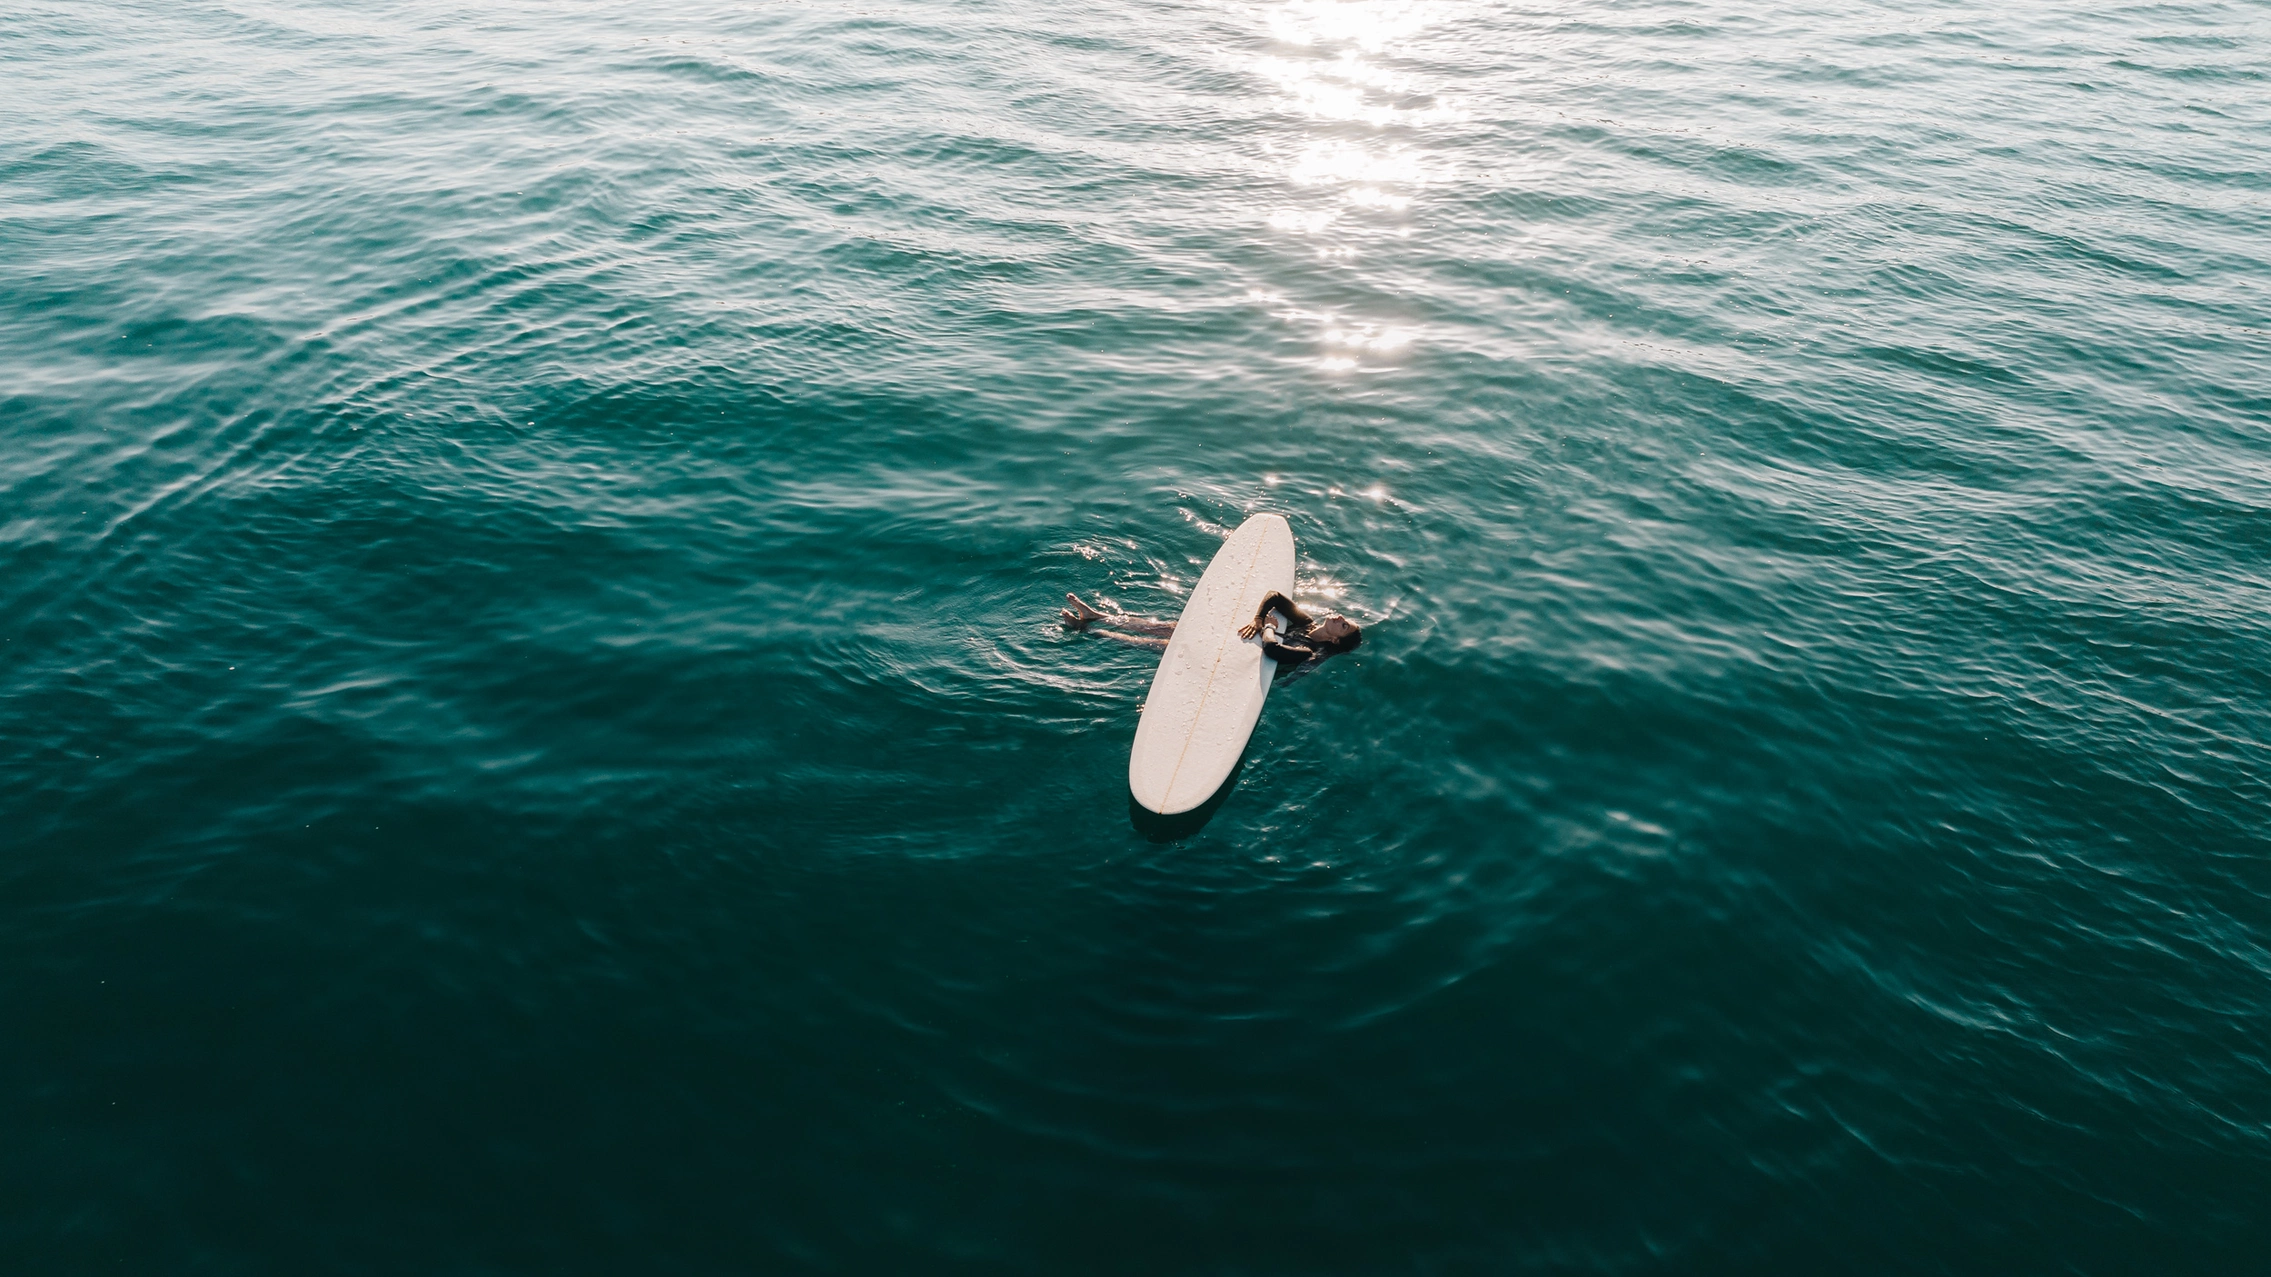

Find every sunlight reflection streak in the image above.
[1240,0,1467,373]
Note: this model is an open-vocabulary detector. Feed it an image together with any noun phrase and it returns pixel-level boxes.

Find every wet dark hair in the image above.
[1313,615,1362,652]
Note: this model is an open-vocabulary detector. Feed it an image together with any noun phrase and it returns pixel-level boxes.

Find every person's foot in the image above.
[1060,607,1089,630]
[1063,593,1106,627]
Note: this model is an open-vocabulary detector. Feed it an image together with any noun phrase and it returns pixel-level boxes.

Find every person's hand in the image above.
[1238,620,1261,640]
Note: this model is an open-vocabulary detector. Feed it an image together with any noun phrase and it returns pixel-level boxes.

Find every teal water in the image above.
[6,0,2269,1270]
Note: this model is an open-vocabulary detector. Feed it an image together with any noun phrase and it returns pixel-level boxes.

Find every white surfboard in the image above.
[1128,513,1296,815]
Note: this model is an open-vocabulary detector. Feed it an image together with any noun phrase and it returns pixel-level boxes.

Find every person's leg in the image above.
[1062,593,1107,628]
[1063,593,1174,636]
[1089,630,1167,651]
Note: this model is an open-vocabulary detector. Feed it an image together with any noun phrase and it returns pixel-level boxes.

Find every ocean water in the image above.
[5,0,2269,1270]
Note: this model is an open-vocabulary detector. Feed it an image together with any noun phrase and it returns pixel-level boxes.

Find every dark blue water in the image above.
[6,0,2269,1270]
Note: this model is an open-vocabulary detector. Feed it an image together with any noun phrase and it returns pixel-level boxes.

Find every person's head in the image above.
[1310,614,1362,652]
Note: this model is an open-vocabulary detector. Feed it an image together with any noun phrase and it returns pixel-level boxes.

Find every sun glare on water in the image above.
[1239,0,1468,375]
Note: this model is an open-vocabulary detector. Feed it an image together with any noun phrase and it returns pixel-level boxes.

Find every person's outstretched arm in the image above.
[1238,592,1306,640]
[1262,636,1316,666]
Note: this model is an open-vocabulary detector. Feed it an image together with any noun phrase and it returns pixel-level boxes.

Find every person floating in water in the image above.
[1060,591,1362,666]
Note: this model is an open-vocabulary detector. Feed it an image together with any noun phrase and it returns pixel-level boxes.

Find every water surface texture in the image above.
[6,0,2269,1271]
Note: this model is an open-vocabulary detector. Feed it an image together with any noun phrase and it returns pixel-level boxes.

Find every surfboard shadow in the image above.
[1127,751,1250,843]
